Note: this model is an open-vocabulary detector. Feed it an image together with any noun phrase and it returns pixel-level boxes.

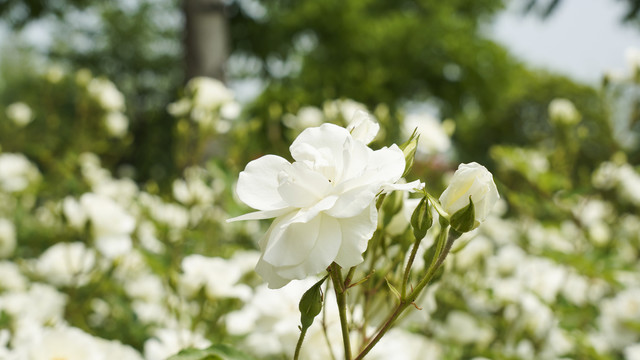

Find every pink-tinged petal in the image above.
[226,208,294,223]
[333,203,377,268]
[255,256,291,289]
[237,155,291,211]
[273,214,342,280]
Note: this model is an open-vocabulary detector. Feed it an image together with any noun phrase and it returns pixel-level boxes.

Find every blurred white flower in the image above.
[403,113,451,156]
[167,98,191,117]
[624,343,640,360]
[95,337,143,360]
[0,218,16,258]
[323,99,367,121]
[439,162,499,227]
[347,110,380,144]
[368,328,442,360]
[187,77,234,109]
[28,326,103,360]
[598,287,640,350]
[0,153,41,193]
[548,98,581,125]
[45,65,65,83]
[229,123,414,288]
[226,279,342,358]
[0,261,27,291]
[179,254,252,300]
[6,102,33,127]
[0,283,67,327]
[436,310,494,346]
[283,106,324,131]
[124,273,165,303]
[35,242,96,287]
[62,196,88,230]
[144,327,211,360]
[104,111,129,138]
[616,164,640,206]
[172,167,215,205]
[81,193,135,259]
[562,271,590,306]
[87,78,125,112]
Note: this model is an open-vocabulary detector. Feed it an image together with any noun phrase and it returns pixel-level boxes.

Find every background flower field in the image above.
[1,0,640,359]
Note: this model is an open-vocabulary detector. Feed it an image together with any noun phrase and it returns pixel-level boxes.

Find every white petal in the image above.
[347,110,380,144]
[277,162,332,208]
[290,124,350,177]
[290,195,338,224]
[333,203,377,268]
[273,214,342,280]
[325,185,377,218]
[237,155,291,210]
[262,214,323,267]
[381,180,424,193]
[255,256,291,289]
[227,208,294,222]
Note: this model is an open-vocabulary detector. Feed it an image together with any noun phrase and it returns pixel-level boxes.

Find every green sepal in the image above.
[399,128,419,177]
[410,196,432,240]
[299,276,327,331]
[449,196,477,233]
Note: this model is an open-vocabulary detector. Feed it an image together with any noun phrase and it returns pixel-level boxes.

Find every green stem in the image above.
[293,327,307,360]
[354,228,461,360]
[401,236,422,298]
[330,262,352,360]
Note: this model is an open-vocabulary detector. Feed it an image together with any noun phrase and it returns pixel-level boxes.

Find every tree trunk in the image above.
[183,0,229,82]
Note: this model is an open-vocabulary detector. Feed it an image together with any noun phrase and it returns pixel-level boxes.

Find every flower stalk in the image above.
[354,228,461,360]
[329,262,352,360]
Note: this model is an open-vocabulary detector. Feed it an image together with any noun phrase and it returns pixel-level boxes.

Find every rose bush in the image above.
[229,122,418,288]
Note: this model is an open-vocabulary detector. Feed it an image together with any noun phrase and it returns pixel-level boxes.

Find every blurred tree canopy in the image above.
[0,0,625,183]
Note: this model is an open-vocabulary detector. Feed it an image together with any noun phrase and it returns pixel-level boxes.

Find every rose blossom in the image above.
[439,162,499,227]
[229,122,418,288]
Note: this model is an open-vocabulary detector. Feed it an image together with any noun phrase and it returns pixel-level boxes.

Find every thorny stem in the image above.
[354,228,461,360]
[329,262,352,360]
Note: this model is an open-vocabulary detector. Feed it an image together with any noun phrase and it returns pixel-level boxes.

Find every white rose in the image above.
[229,123,413,288]
[439,162,499,226]
[347,110,380,144]
[104,112,129,138]
[403,113,451,156]
[6,102,33,127]
[0,153,41,193]
[548,98,581,125]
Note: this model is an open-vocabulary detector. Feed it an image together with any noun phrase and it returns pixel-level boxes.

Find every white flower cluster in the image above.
[0,150,256,360]
[167,77,239,133]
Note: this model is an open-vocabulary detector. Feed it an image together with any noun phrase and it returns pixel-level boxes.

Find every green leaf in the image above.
[167,344,255,360]
[299,276,327,331]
